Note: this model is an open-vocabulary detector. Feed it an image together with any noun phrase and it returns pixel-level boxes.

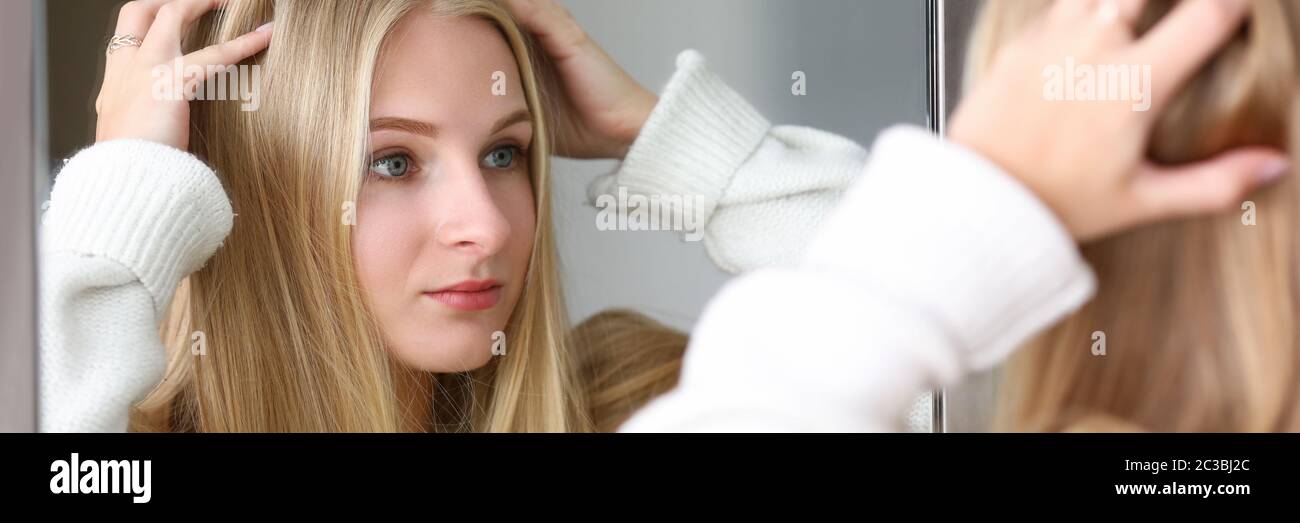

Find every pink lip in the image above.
[424,279,502,311]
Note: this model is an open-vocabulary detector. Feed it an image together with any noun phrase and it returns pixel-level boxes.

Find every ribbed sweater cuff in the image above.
[43,139,234,315]
[599,49,772,220]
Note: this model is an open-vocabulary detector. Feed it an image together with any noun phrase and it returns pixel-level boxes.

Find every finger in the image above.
[182,22,272,72]
[1049,0,1143,43]
[1112,0,1148,27]
[106,0,174,75]
[101,0,175,114]
[1086,0,1148,46]
[1129,147,1289,220]
[1132,0,1250,110]
[140,0,226,56]
[505,0,590,59]
[112,0,174,40]
[1050,0,1101,21]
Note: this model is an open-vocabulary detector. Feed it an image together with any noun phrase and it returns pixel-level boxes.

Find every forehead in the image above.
[370,11,526,121]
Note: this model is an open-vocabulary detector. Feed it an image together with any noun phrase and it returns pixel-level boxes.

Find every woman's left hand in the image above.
[505,0,658,159]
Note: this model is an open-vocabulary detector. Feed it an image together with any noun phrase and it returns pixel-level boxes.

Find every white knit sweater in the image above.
[39,50,1095,432]
[620,125,1097,431]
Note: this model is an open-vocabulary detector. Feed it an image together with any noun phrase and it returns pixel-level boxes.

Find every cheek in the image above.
[352,191,426,297]
[499,175,537,269]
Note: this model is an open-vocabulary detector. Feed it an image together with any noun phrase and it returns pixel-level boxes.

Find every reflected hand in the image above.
[949,0,1288,241]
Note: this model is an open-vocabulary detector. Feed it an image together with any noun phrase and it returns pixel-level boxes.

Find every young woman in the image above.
[42,0,880,432]
[43,0,1280,433]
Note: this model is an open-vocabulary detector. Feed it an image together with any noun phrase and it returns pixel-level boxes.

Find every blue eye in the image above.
[370,153,412,179]
[483,146,520,169]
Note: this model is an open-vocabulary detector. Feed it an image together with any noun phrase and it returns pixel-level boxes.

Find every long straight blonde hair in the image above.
[970,0,1300,432]
[131,0,603,432]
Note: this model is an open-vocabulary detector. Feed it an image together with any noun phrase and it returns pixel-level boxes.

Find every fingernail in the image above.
[255,21,274,33]
[1256,158,1291,183]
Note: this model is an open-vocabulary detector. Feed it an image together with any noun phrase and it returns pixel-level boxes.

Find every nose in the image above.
[431,158,512,257]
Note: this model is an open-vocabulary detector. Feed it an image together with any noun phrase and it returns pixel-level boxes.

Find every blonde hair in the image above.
[570,310,688,432]
[129,0,681,432]
[969,0,1300,432]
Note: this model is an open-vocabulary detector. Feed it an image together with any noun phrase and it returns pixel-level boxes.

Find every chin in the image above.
[388,333,495,372]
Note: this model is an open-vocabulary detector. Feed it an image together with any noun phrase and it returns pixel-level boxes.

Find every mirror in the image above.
[932,0,997,433]
[29,0,941,432]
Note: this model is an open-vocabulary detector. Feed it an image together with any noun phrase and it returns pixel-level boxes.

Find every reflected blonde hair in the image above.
[128,0,682,432]
[970,0,1300,432]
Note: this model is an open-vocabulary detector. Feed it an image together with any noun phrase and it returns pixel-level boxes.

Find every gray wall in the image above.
[551,0,930,331]
[0,0,37,432]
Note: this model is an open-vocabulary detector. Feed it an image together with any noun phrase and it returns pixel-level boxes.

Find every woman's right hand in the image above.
[94,0,272,151]
[949,0,1289,242]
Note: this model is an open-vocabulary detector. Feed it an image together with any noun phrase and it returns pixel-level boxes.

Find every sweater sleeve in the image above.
[618,126,1097,432]
[587,49,867,273]
[39,139,233,433]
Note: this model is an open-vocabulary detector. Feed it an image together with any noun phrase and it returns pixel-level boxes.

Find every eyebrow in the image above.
[490,109,532,135]
[369,116,438,138]
[369,109,532,139]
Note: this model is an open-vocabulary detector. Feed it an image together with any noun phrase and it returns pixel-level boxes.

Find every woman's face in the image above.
[354,12,536,372]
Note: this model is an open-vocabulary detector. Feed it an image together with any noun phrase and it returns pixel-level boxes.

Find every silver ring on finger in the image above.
[106,34,143,56]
